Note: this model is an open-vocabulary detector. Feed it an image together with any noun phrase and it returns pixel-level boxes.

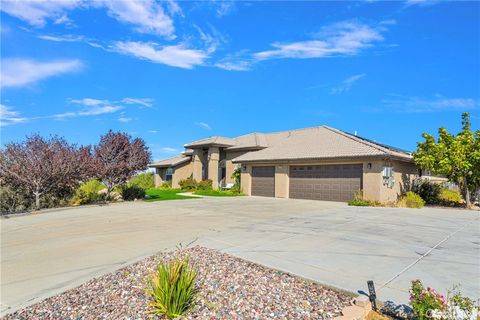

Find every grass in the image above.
[145,189,197,202]
[192,189,245,197]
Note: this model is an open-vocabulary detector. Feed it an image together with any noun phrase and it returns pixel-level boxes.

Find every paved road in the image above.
[1,197,479,315]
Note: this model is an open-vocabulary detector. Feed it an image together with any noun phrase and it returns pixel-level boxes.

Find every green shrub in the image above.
[412,180,441,205]
[121,185,146,201]
[178,176,197,191]
[128,172,155,190]
[146,256,199,319]
[229,184,242,194]
[409,279,447,320]
[197,179,212,190]
[160,181,172,189]
[73,179,105,205]
[231,166,241,186]
[438,188,463,206]
[348,191,382,207]
[398,191,425,208]
[0,184,33,214]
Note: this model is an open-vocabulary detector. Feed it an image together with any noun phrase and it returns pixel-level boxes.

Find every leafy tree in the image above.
[94,131,151,199]
[413,113,480,207]
[0,134,96,210]
[128,172,155,189]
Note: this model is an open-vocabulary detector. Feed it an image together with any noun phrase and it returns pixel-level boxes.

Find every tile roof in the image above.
[232,126,413,163]
[184,136,236,148]
[149,155,191,168]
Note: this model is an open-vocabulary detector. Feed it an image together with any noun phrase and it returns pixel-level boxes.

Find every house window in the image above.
[382,166,395,188]
[166,167,173,181]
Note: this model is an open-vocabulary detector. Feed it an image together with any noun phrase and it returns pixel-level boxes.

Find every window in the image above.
[382,166,395,188]
[165,167,173,181]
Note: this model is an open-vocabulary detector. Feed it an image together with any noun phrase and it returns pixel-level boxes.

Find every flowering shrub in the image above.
[409,280,447,320]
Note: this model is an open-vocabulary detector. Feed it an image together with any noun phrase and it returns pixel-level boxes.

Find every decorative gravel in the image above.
[5,246,352,319]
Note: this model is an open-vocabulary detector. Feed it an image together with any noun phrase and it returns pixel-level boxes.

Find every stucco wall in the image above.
[275,165,289,198]
[379,160,419,203]
[172,161,193,188]
[154,168,166,187]
[240,165,252,195]
[225,151,248,185]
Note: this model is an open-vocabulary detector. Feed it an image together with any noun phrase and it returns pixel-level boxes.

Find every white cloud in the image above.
[98,0,176,39]
[37,34,85,42]
[0,0,82,27]
[113,41,209,69]
[405,0,439,6]
[160,147,178,154]
[215,59,252,71]
[215,1,236,17]
[118,113,132,123]
[2,0,178,38]
[1,58,83,89]
[331,73,366,94]
[70,98,108,106]
[0,104,28,126]
[148,130,159,134]
[254,21,384,61]
[196,122,211,130]
[121,97,154,108]
[55,98,123,119]
[380,94,478,113]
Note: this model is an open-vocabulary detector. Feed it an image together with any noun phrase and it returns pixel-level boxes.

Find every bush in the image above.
[73,179,105,205]
[438,188,463,206]
[398,191,425,208]
[412,180,441,205]
[128,172,155,190]
[178,176,197,191]
[409,279,447,320]
[121,185,145,201]
[348,191,382,207]
[0,184,33,214]
[146,256,199,319]
[160,181,172,189]
[197,179,212,190]
[229,184,242,194]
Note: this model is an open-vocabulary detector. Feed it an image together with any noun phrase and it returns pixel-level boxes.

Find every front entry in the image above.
[251,166,275,197]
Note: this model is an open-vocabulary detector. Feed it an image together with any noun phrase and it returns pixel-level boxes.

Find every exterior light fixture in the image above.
[367,163,372,169]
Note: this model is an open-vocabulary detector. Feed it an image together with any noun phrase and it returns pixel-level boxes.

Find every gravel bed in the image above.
[5,246,352,319]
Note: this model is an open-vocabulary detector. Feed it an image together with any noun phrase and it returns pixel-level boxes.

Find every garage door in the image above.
[289,164,362,202]
[251,166,275,197]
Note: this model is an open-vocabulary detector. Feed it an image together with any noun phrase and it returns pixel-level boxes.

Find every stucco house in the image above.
[149,126,420,203]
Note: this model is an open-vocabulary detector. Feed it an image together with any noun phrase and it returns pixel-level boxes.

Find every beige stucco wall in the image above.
[225,151,249,185]
[240,165,252,195]
[379,160,419,203]
[239,159,419,202]
[208,147,220,189]
[172,161,193,188]
[275,165,289,198]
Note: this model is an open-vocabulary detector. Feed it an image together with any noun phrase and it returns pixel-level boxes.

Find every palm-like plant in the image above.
[146,256,199,319]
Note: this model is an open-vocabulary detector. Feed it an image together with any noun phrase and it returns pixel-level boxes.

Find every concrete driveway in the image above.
[1,197,479,315]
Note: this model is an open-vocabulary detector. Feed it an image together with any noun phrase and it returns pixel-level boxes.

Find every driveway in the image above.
[1,197,479,315]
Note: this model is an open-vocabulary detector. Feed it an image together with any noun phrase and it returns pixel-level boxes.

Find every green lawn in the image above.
[192,189,245,197]
[145,189,198,202]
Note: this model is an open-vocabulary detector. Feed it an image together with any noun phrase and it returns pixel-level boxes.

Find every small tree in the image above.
[0,134,96,210]
[413,113,480,207]
[94,131,151,199]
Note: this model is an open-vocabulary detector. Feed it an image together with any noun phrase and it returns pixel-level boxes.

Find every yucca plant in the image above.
[146,256,199,319]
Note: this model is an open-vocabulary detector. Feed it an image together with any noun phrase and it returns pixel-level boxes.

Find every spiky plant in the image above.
[146,256,199,319]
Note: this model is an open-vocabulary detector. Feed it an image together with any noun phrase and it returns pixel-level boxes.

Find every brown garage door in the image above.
[251,166,275,197]
[289,164,362,202]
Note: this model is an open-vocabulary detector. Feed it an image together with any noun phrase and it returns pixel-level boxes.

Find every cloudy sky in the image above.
[1,0,479,160]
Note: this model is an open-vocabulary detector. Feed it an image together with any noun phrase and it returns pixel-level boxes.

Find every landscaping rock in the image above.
[4,246,352,319]
[381,301,416,320]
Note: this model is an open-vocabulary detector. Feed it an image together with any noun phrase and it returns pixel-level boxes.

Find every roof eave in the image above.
[232,154,414,164]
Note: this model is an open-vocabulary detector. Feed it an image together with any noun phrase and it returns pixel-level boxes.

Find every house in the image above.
[149,126,420,203]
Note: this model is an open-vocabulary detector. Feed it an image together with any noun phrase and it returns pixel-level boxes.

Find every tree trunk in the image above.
[34,191,41,210]
[463,176,471,208]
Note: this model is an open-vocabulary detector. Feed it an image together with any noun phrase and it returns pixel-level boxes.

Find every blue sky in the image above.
[1,0,479,160]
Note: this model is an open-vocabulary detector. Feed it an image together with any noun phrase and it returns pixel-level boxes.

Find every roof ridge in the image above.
[322,126,393,155]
